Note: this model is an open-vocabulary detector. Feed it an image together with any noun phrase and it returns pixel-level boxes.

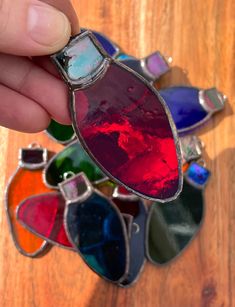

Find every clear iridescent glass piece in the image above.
[52,32,107,87]
[180,135,203,164]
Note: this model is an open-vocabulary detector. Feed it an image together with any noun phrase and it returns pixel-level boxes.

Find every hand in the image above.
[0,0,79,132]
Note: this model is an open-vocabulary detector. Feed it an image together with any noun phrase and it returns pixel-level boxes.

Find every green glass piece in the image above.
[95,180,116,189]
[46,120,75,144]
[44,141,106,188]
[147,181,203,265]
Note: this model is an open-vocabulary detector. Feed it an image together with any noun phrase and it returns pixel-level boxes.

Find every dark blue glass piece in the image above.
[185,162,211,188]
[120,58,155,82]
[159,86,208,132]
[112,197,147,286]
[65,192,128,282]
[147,180,204,265]
[92,31,118,57]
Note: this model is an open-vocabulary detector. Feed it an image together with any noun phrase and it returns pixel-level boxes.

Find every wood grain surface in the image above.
[0,0,234,306]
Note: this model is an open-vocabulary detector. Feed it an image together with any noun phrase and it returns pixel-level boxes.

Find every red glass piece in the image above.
[117,186,132,195]
[73,63,181,200]
[17,192,73,249]
[113,198,140,217]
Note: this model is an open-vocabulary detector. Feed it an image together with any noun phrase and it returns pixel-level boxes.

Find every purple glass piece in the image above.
[145,51,170,79]
[59,172,91,202]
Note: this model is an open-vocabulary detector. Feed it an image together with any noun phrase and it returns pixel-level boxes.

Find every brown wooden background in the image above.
[0,0,234,306]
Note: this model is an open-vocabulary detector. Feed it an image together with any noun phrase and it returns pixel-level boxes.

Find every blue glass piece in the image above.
[120,58,151,80]
[92,31,118,57]
[159,86,208,132]
[147,180,204,265]
[185,162,211,188]
[112,197,147,286]
[65,192,128,282]
[117,53,136,61]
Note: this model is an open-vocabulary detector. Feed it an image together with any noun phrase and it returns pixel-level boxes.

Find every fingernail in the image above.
[28,4,71,48]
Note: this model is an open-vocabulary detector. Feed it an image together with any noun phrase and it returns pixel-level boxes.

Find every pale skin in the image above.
[0,0,80,132]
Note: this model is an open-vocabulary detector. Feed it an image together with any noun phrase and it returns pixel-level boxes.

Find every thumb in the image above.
[0,0,72,56]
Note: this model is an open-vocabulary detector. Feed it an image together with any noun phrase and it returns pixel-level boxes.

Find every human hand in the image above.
[0,0,79,132]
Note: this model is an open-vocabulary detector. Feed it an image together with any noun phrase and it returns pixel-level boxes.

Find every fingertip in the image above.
[27,114,51,133]
[0,0,73,56]
[27,3,72,55]
[12,110,51,133]
[51,113,72,126]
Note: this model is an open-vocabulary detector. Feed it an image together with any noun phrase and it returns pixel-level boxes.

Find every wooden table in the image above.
[0,1,234,306]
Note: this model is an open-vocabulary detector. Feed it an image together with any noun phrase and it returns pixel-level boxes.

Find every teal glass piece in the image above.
[67,36,103,81]
[116,53,136,61]
[44,141,107,188]
[46,120,75,144]
[146,181,204,265]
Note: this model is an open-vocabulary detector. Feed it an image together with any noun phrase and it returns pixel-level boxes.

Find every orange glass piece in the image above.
[182,163,189,173]
[6,167,52,257]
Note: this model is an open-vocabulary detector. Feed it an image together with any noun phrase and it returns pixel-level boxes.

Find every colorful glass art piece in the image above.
[3,26,225,288]
[60,172,129,283]
[17,192,73,249]
[44,140,107,189]
[5,145,51,257]
[159,86,225,133]
[51,30,182,202]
